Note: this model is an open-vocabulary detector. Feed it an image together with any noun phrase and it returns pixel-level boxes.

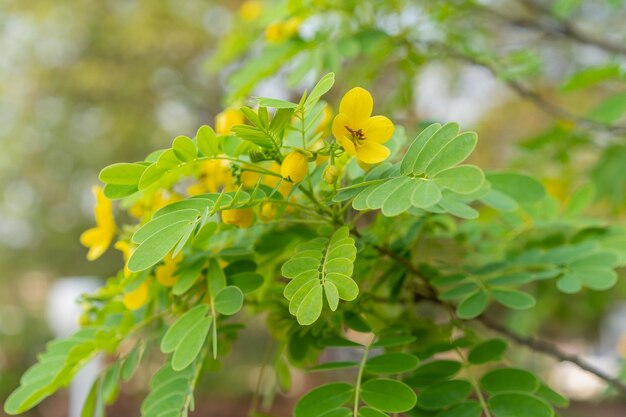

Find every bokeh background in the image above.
[1,0,626,416]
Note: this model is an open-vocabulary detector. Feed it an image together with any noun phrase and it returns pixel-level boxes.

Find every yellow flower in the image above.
[259,202,277,221]
[215,108,243,135]
[239,0,262,21]
[123,281,149,311]
[114,241,134,277]
[187,159,235,195]
[281,151,308,183]
[80,186,116,260]
[332,87,394,164]
[156,253,183,287]
[129,191,180,219]
[323,165,340,184]
[222,208,254,228]
[265,17,300,43]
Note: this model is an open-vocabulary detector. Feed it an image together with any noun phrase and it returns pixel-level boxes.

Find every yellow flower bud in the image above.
[123,281,149,311]
[239,0,262,21]
[259,202,277,222]
[323,165,340,184]
[281,151,308,183]
[222,208,254,228]
[215,108,243,135]
[265,22,283,43]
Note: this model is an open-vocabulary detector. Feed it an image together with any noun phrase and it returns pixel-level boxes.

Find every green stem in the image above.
[353,342,372,417]
[248,338,274,416]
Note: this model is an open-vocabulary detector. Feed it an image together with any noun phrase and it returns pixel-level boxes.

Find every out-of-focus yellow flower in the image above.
[259,202,277,221]
[265,17,301,43]
[239,0,262,21]
[80,186,116,261]
[187,159,235,195]
[323,165,340,184]
[215,108,243,135]
[114,241,135,277]
[332,87,394,164]
[123,281,149,311]
[129,191,179,219]
[281,151,308,183]
[222,208,254,228]
[156,253,182,287]
[266,162,294,197]
[316,104,333,134]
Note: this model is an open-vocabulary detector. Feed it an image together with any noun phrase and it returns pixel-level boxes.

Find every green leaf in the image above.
[565,183,595,217]
[536,383,569,408]
[138,163,167,190]
[213,286,244,316]
[439,283,479,300]
[160,305,210,353]
[365,353,419,374]
[294,382,354,417]
[467,339,507,364]
[196,125,219,156]
[561,64,620,92]
[488,393,553,417]
[588,92,626,124]
[297,285,324,326]
[487,272,535,286]
[556,273,583,293]
[405,361,462,388]
[171,316,211,371]
[128,221,195,272]
[103,184,138,199]
[304,72,335,109]
[156,149,181,170]
[283,227,358,324]
[206,257,227,297]
[572,267,618,290]
[436,401,481,417]
[401,123,442,175]
[310,362,360,372]
[320,408,352,417]
[256,97,298,108]
[457,291,488,319]
[140,362,196,417]
[358,407,388,417]
[491,289,536,310]
[99,163,147,185]
[434,165,484,194]
[407,123,460,175]
[132,209,199,244]
[172,135,197,162]
[480,368,540,394]
[228,272,264,294]
[411,181,442,208]
[425,132,477,176]
[173,259,205,296]
[371,335,416,348]
[416,380,472,411]
[487,172,546,203]
[360,379,417,413]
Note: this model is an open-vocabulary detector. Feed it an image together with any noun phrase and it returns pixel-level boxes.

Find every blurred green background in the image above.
[1,0,626,416]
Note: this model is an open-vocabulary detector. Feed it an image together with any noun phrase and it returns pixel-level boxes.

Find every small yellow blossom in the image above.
[80,186,116,261]
[281,151,308,183]
[156,253,183,287]
[215,108,243,135]
[114,241,134,277]
[222,208,254,228]
[123,281,149,311]
[259,202,277,221]
[265,17,300,43]
[323,165,340,184]
[332,87,394,164]
[239,0,262,21]
[187,159,235,195]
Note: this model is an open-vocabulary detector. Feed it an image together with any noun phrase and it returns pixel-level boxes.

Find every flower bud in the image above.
[323,165,340,184]
[222,208,254,228]
[123,281,149,311]
[281,151,308,183]
[259,202,277,222]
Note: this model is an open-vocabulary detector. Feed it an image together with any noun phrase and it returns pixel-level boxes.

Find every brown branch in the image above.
[351,226,626,396]
[479,1,626,58]
[479,314,626,397]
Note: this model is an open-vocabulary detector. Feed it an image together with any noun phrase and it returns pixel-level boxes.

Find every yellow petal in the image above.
[123,282,149,310]
[280,151,308,183]
[363,115,394,144]
[332,113,349,143]
[80,227,112,261]
[222,208,254,228]
[340,136,356,156]
[356,141,390,164]
[339,87,373,127]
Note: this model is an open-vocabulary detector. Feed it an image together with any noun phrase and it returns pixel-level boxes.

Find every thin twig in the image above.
[478,314,626,396]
